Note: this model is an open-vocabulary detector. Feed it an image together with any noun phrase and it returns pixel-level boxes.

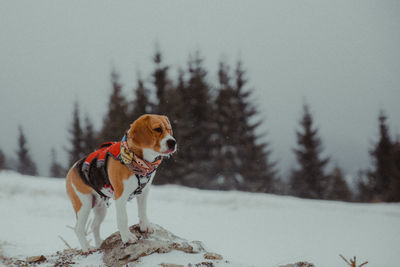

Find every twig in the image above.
[339,254,368,267]
[58,235,72,249]
[340,254,351,266]
[65,219,93,246]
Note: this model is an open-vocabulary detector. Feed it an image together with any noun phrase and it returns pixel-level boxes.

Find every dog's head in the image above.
[127,114,177,161]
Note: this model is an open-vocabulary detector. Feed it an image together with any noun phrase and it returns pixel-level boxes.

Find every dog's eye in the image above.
[154,127,162,133]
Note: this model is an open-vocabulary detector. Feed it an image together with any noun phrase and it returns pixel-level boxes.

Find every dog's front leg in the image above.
[115,177,138,244]
[137,184,154,233]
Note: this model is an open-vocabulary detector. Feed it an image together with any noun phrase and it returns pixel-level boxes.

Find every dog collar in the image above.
[119,134,163,177]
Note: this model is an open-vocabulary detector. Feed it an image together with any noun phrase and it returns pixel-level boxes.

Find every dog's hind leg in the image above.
[66,166,95,252]
[74,192,92,252]
[92,198,107,247]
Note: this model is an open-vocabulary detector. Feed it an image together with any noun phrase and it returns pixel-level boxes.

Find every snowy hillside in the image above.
[0,171,399,266]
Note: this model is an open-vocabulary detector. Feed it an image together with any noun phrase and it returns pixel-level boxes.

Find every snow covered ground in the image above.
[0,171,399,267]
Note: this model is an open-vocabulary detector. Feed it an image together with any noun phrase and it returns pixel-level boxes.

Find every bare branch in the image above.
[340,254,351,266]
[58,235,72,249]
[339,254,368,267]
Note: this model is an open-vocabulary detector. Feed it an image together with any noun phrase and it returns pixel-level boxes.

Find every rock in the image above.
[100,224,205,266]
[189,262,215,267]
[279,262,315,267]
[159,264,184,267]
[203,252,223,260]
[26,255,46,263]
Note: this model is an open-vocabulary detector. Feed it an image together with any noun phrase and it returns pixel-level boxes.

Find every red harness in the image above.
[81,138,163,200]
[84,142,121,168]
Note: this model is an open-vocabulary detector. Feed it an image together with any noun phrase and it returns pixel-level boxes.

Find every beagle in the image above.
[65,114,176,251]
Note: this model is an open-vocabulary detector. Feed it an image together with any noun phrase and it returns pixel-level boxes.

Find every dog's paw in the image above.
[120,232,137,244]
[139,221,155,233]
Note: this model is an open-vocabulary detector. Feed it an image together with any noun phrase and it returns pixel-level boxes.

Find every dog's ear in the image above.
[129,115,154,148]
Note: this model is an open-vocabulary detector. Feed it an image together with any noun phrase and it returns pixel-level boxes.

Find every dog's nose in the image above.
[167,139,176,150]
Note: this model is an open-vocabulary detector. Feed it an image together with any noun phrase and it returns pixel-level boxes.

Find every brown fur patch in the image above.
[66,165,93,214]
[107,157,133,200]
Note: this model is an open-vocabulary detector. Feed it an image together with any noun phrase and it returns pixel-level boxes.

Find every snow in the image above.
[1,171,400,266]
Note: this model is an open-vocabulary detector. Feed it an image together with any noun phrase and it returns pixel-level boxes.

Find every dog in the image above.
[66,114,176,251]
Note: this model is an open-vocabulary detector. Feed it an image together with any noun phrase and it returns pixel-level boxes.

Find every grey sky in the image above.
[1,0,399,177]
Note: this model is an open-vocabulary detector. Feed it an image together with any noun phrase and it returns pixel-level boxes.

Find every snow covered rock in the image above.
[100,224,209,266]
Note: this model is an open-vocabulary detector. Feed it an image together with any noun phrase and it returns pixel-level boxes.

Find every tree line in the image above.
[1,50,399,203]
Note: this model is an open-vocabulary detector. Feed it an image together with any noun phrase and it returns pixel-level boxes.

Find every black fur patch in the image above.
[77,156,111,198]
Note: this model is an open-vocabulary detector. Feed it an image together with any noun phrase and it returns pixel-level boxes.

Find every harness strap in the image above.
[81,159,110,199]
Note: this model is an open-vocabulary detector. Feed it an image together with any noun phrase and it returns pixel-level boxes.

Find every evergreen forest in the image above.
[1,50,399,203]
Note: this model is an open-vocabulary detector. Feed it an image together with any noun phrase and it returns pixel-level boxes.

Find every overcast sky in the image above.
[1,0,399,178]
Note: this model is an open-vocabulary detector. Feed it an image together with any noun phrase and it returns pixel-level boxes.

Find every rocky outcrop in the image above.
[1,228,314,267]
[99,224,316,267]
[100,224,208,266]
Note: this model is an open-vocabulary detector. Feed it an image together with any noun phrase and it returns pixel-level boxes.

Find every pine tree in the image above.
[213,61,238,189]
[367,110,395,201]
[49,148,65,178]
[100,70,130,143]
[152,50,171,115]
[290,104,329,199]
[213,61,277,192]
[130,77,152,121]
[325,165,352,201]
[16,126,38,176]
[388,142,400,201]
[82,114,98,155]
[0,149,6,170]
[359,110,399,202]
[179,52,215,188]
[67,102,85,167]
[154,69,190,185]
[234,61,277,192]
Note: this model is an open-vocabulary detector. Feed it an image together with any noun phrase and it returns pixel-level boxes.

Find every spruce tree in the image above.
[213,61,277,192]
[234,61,277,192]
[0,149,6,170]
[100,70,130,143]
[325,165,352,201]
[290,104,329,199]
[67,102,85,167]
[82,114,98,155]
[179,52,215,188]
[213,61,238,189]
[359,110,399,202]
[152,50,171,115]
[49,148,65,178]
[147,52,176,184]
[367,110,394,201]
[154,69,190,185]
[388,142,400,201]
[153,52,214,188]
[16,126,38,176]
[130,77,152,121]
